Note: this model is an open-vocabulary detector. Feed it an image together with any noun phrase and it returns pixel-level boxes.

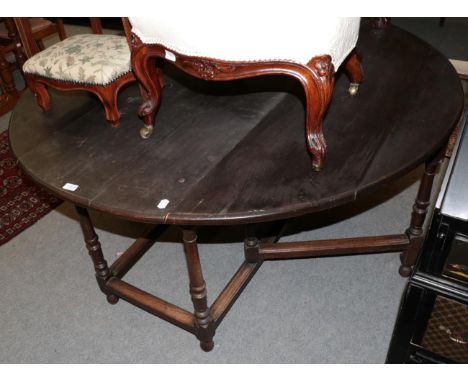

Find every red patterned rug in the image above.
[0,130,62,246]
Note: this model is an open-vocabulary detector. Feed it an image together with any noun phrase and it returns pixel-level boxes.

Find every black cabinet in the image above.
[387,115,468,363]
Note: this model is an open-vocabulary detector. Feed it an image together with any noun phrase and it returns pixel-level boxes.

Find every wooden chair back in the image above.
[14,17,106,58]
[13,18,66,58]
[121,17,132,47]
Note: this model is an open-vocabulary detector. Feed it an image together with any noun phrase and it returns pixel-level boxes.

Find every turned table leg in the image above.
[75,206,119,304]
[181,227,215,351]
[244,224,261,263]
[303,55,335,171]
[399,150,445,276]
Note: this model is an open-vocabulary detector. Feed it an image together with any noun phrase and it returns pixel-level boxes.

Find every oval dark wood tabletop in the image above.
[9,24,464,226]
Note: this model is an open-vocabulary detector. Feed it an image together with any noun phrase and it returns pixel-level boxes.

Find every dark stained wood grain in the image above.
[9,24,463,226]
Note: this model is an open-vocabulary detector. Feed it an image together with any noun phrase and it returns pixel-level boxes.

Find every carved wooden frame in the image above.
[25,72,135,127]
[131,33,363,170]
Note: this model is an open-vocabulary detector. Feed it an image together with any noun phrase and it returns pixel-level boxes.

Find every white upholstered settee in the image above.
[129,10,362,170]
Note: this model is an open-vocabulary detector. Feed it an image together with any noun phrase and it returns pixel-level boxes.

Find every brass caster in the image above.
[312,159,322,172]
[139,124,154,139]
[348,83,360,96]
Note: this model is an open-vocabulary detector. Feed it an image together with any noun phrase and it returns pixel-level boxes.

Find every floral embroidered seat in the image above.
[20,25,135,126]
[23,35,131,85]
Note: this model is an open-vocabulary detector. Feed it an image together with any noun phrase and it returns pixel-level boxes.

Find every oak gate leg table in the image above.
[9,23,463,351]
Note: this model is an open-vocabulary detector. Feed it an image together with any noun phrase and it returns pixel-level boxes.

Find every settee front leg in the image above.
[343,50,363,96]
[130,34,163,139]
[303,55,335,171]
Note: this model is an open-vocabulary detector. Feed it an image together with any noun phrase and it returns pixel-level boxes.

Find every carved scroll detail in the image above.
[311,56,333,77]
[181,58,236,80]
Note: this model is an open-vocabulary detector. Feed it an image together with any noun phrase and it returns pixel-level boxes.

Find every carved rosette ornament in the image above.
[312,56,332,77]
[308,55,334,81]
[307,55,334,109]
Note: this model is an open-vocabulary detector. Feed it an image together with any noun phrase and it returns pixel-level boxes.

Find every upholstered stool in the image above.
[129,13,363,170]
[23,34,134,126]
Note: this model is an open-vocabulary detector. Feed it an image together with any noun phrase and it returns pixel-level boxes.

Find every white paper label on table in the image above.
[157,199,170,209]
[62,183,79,191]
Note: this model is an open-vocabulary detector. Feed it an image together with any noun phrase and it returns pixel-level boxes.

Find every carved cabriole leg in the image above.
[180,226,215,352]
[25,73,134,126]
[129,39,335,169]
[399,149,446,277]
[75,206,119,304]
[25,76,50,112]
[131,34,164,139]
[138,65,164,139]
[95,86,121,128]
[343,50,363,96]
[303,55,335,171]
